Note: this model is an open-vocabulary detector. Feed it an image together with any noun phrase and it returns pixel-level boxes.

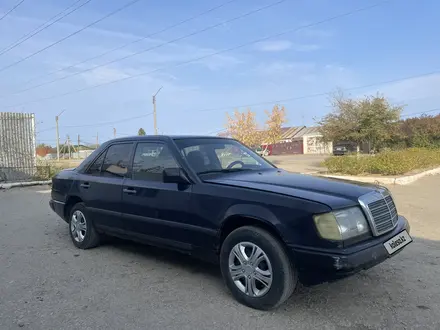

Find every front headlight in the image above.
[314,207,370,241]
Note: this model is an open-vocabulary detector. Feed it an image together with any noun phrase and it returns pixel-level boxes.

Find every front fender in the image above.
[220,203,287,241]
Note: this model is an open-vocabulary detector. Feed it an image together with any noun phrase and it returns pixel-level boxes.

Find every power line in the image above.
[198,71,440,112]
[36,126,56,133]
[0,0,90,57]
[4,0,287,97]
[9,0,239,91]
[205,128,227,135]
[36,112,153,133]
[0,0,144,74]
[400,107,440,118]
[2,1,389,109]
[0,0,25,21]
[62,112,153,128]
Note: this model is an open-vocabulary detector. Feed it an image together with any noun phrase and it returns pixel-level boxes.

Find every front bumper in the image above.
[291,215,411,285]
[49,199,67,223]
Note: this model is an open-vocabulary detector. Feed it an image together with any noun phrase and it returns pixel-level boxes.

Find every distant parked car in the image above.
[333,142,357,156]
[50,136,411,310]
[255,146,269,157]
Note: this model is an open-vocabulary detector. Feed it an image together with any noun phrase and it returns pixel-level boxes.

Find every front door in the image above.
[78,142,133,231]
[121,142,192,249]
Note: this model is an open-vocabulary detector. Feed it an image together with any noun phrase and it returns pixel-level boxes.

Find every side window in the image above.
[86,151,106,176]
[101,143,133,178]
[132,143,178,181]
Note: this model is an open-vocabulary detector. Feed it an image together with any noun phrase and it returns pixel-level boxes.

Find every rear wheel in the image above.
[220,226,297,310]
[69,203,100,249]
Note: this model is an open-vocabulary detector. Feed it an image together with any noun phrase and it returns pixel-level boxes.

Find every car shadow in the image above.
[100,236,440,321]
[108,237,223,281]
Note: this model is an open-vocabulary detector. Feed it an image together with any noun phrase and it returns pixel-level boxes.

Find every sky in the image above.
[0,0,439,146]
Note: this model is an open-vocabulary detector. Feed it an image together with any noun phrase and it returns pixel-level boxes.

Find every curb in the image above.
[0,180,52,190]
[318,167,440,185]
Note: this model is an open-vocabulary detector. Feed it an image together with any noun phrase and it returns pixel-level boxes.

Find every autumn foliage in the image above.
[225,105,287,148]
[264,105,287,145]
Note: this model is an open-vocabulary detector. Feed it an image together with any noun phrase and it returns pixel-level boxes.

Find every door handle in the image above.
[123,188,137,195]
[80,182,90,189]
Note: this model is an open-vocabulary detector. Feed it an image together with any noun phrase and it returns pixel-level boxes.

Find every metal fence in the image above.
[0,112,37,182]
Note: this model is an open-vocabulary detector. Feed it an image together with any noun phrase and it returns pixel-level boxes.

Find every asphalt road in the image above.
[267,154,327,173]
[1,176,440,330]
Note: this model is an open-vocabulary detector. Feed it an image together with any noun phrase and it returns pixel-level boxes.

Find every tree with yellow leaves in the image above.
[225,109,262,148]
[264,105,287,145]
[225,105,288,149]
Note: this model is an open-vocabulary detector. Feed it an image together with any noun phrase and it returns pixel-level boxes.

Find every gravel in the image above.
[1,176,439,330]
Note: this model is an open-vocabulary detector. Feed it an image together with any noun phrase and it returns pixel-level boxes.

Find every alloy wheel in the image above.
[228,242,273,297]
[70,210,87,243]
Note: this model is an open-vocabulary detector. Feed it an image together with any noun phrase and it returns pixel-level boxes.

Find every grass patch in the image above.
[34,159,75,180]
[33,166,63,180]
[324,148,440,175]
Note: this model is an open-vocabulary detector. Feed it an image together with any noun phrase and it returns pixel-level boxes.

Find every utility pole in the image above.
[152,86,163,135]
[77,134,80,159]
[96,132,99,148]
[67,135,71,159]
[55,110,66,161]
[113,127,116,138]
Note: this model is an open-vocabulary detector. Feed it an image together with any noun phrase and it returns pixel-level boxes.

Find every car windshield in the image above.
[173,138,274,175]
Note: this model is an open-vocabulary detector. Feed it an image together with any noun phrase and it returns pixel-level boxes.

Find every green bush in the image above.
[324,148,440,175]
[34,166,62,180]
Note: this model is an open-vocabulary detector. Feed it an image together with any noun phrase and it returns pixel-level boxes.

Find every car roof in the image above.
[107,135,233,143]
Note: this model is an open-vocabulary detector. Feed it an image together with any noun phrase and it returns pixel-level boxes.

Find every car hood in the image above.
[203,169,380,209]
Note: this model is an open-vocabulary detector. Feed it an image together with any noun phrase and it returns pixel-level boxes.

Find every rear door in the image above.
[121,141,192,249]
[78,142,133,231]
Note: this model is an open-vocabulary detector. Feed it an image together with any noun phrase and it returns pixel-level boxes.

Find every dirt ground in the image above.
[0,174,439,329]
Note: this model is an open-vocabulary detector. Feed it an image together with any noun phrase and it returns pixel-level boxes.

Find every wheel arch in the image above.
[64,195,83,220]
[218,204,287,252]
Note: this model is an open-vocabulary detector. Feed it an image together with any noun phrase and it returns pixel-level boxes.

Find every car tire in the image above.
[220,226,297,310]
[68,202,100,249]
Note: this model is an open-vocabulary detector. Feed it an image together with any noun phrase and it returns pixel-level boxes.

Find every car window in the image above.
[181,146,212,166]
[132,143,178,181]
[101,143,133,177]
[174,138,273,174]
[215,145,259,168]
[85,151,106,176]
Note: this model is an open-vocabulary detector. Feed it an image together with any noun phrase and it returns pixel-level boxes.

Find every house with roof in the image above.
[217,125,332,155]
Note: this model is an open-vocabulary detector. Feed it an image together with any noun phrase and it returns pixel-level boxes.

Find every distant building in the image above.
[217,126,332,155]
[263,126,332,155]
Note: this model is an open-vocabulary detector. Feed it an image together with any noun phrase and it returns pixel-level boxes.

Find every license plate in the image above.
[384,230,412,255]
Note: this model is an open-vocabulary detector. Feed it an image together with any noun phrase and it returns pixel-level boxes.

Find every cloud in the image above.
[293,44,321,51]
[1,11,242,76]
[79,67,130,85]
[254,40,321,52]
[372,74,440,102]
[254,40,292,52]
[254,61,316,76]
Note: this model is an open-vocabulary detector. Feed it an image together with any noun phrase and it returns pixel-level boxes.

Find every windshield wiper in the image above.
[198,168,252,175]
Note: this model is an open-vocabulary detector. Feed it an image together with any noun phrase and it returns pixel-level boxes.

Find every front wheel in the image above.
[220,226,297,310]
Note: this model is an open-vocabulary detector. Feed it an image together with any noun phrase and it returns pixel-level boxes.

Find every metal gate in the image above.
[0,112,37,182]
[270,140,303,155]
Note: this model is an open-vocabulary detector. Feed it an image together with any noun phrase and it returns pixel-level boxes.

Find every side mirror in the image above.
[163,167,190,184]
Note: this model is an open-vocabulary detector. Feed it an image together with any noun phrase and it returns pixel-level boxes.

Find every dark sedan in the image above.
[50,136,411,310]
